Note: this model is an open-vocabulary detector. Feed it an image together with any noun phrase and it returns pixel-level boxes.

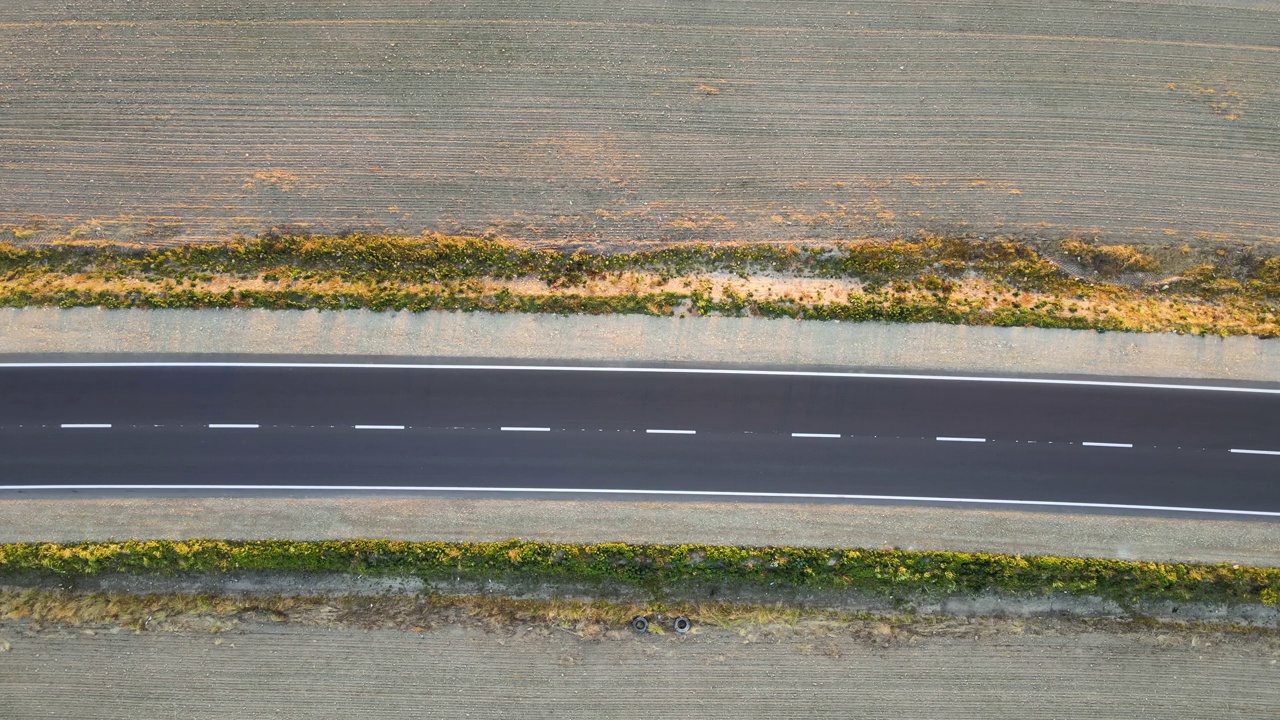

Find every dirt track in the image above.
[2,620,1278,719]
[1,0,1277,245]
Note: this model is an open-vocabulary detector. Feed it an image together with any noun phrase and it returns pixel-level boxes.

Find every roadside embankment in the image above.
[2,539,1278,626]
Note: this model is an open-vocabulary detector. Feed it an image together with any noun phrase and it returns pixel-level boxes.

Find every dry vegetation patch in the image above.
[2,232,1278,336]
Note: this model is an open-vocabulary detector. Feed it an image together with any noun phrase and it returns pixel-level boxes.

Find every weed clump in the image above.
[1062,240,1160,277]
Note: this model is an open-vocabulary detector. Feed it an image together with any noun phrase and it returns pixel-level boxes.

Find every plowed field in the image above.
[1,0,1277,245]
[3,620,1278,719]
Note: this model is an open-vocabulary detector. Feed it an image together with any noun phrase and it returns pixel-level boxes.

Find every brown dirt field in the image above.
[1,0,1277,247]
[2,618,1278,719]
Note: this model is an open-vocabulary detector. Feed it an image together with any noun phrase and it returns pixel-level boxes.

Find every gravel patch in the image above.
[4,308,1280,381]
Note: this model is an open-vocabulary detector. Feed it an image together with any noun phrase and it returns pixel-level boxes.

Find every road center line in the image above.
[501,426,551,432]
[1082,442,1134,448]
[936,436,986,443]
[1230,448,1280,456]
[791,433,841,438]
[208,424,260,429]
[647,429,697,435]
[59,423,111,429]
[353,425,405,430]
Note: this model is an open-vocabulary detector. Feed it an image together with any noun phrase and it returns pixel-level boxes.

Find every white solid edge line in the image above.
[353,425,405,430]
[647,429,697,434]
[791,433,841,438]
[1082,442,1134,448]
[2,362,1278,395]
[59,423,111,429]
[501,426,551,432]
[936,436,986,443]
[1230,448,1280,456]
[0,484,1276,518]
[208,424,259,429]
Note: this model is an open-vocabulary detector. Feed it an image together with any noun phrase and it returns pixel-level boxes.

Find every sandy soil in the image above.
[1,0,1277,246]
[1,618,1277,719]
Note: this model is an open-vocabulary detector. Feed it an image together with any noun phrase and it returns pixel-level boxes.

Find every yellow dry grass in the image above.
[6,263,1276,336]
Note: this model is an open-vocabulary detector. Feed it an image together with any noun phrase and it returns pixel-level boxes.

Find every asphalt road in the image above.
[1,363,1278,516]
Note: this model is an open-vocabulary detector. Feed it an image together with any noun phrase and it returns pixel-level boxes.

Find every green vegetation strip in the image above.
[2,233,1279,336]
[2,540,1277,607]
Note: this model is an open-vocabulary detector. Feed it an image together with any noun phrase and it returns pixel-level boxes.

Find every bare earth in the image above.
[2,0,1278,246]
[2,620,1278,719]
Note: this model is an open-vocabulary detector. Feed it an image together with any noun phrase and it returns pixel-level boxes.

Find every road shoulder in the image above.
[2,497,1276,567]
[3,308,1280,381]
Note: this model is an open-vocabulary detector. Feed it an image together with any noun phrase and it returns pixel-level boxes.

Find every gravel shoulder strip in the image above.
[4,308,1280,381]
[2,498,1277,568]
[1,622,1277,719]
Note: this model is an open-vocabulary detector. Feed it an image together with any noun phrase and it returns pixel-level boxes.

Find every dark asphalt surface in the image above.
[1,365,1278,513]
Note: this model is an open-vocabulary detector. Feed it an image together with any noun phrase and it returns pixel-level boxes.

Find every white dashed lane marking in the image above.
[30,423,1280,459]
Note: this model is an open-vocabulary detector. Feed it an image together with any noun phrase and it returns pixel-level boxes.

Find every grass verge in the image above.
[1,232,1278,336]
[2,540,1277,609]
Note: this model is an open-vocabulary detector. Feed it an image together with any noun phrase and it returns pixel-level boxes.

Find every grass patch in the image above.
[2,540,1276,609]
